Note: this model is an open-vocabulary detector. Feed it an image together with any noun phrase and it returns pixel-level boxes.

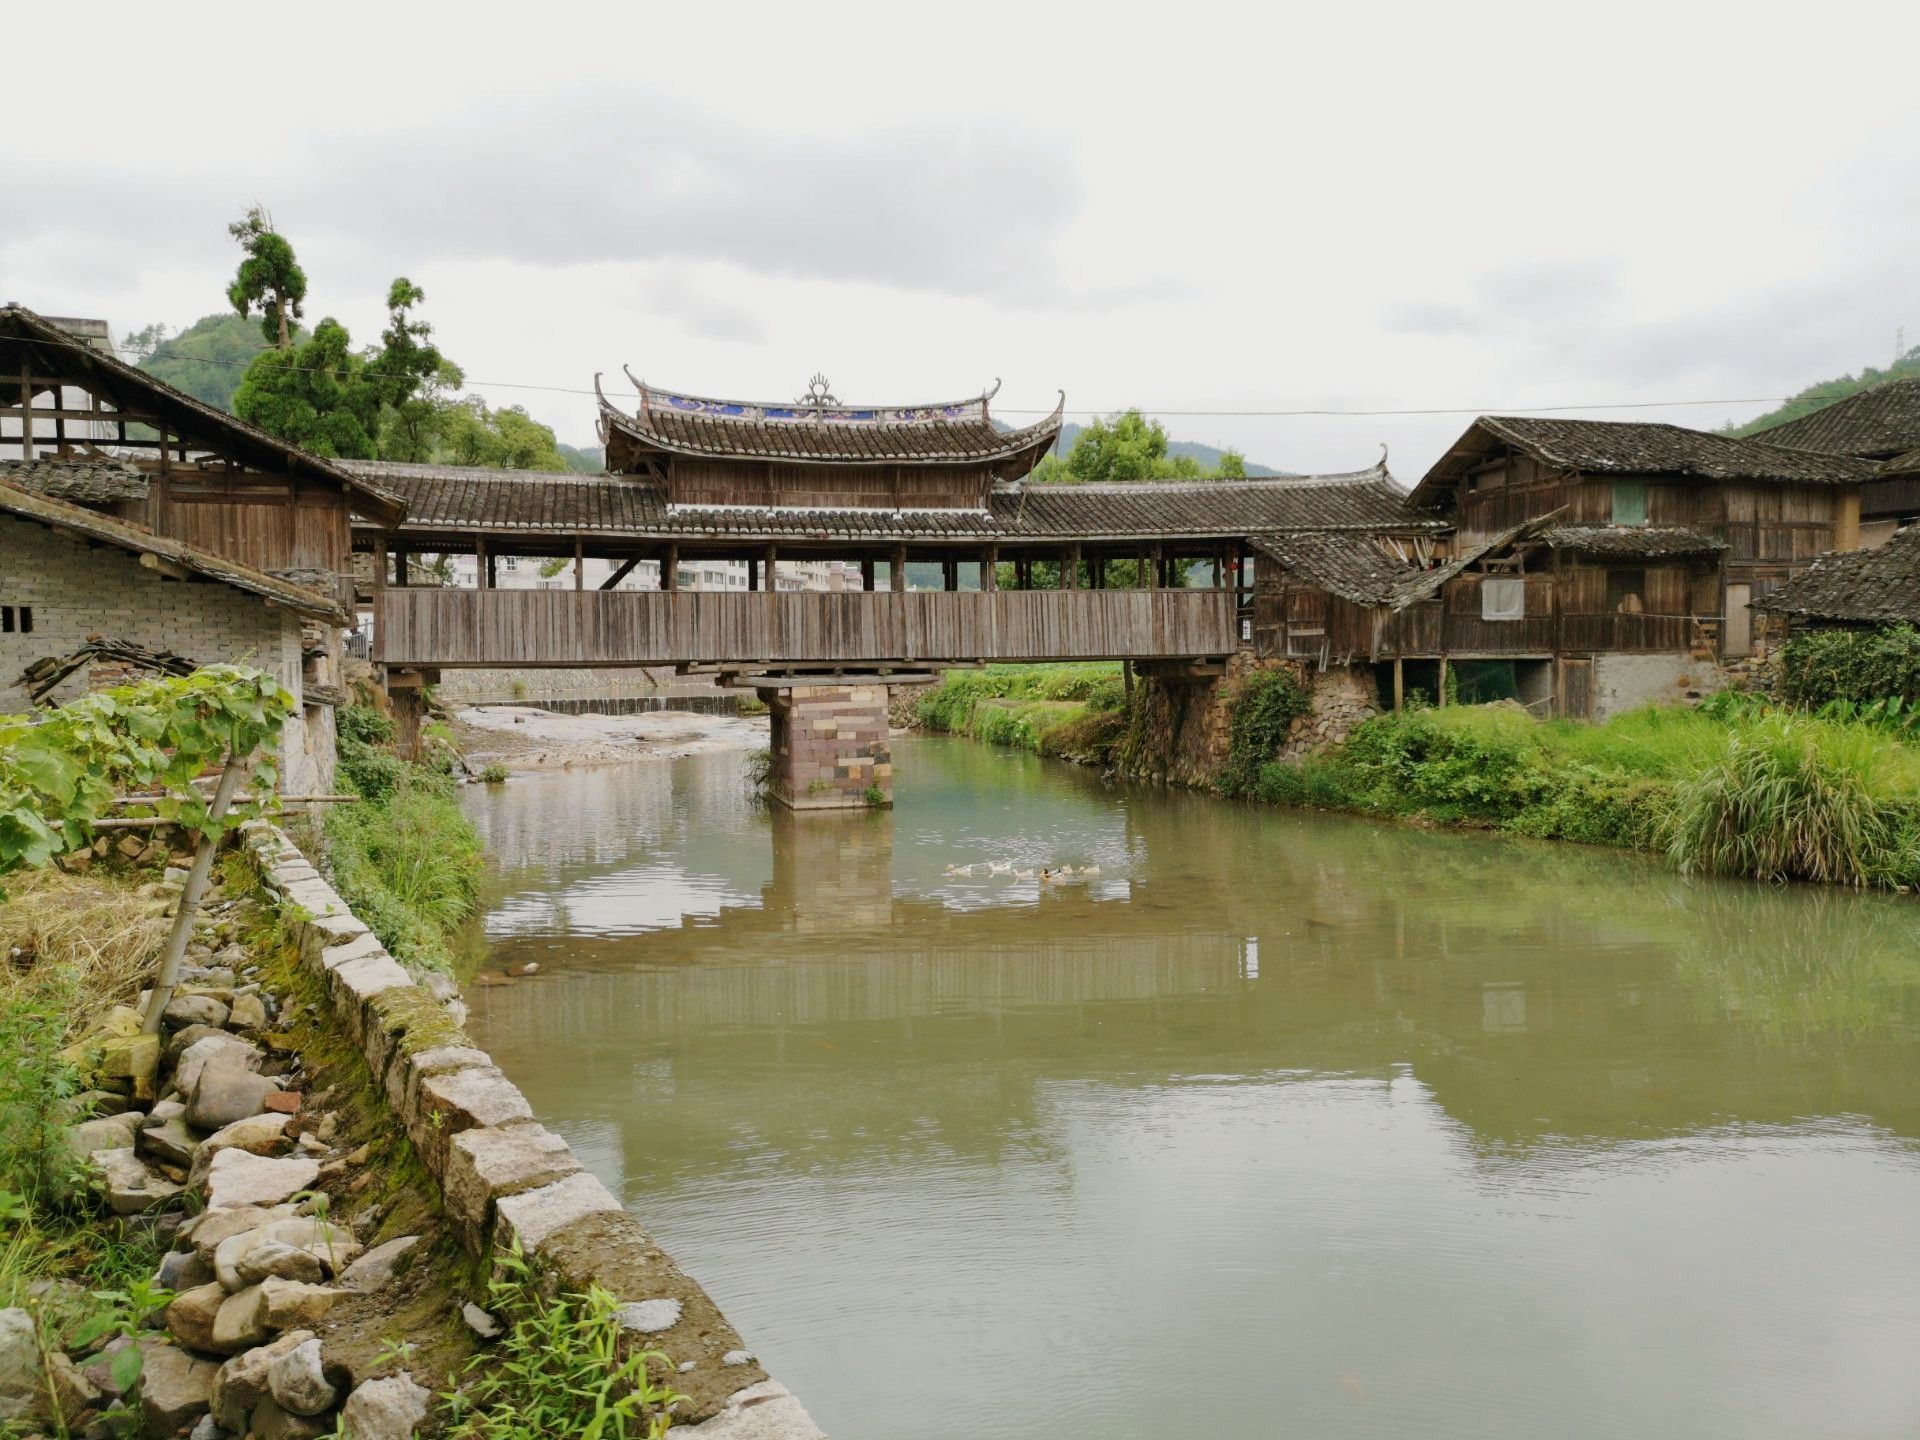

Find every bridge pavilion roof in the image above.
[341,460,1435,547]
[599,374,1065,476]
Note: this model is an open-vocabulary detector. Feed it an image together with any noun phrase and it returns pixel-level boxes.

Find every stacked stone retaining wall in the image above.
[239,822,823,1437]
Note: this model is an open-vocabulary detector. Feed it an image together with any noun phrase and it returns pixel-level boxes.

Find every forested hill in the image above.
[1732,345,1920,437]
[1050,421,1290,476]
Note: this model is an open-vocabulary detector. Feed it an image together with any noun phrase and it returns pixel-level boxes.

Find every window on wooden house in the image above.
[1481,577,1525,621]
[1611,482,1648,526]
[1607,568,1647,613]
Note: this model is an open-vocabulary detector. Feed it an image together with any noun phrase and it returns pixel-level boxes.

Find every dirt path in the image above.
[449,704,767,773]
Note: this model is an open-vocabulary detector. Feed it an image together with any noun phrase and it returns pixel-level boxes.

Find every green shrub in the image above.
[1217,669,1309,796]
[918,665,1126,764]
[1780,625,1920,708]
[337,703,396,747]
[325,783,482,972]
[1660,711,1920,886]
[477,763,510,785]
[442,1245,681,1439]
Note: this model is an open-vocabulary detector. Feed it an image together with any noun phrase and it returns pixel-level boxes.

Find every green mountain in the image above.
[131,313,293,412]
[1050,421,1289,476]
[1733,346,1920,437]
[556,442,603,473]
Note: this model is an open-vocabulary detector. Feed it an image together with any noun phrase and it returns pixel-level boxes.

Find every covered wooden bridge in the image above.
[345,374,1424,805]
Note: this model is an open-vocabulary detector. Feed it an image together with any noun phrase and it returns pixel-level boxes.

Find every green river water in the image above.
[461,734,1920,1440]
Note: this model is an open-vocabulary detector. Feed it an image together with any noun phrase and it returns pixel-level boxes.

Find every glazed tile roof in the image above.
[0,457,150,506]
[339,461,1435,543]
[600,379,1064,467]
[0,480,347,622]
[1411,415,1878,509]
[1540,525,1727,558]
[1753,526,1920,625]
[1748,379,1920,460]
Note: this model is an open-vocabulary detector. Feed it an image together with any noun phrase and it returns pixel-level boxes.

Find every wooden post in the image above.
[573,539,585,590]
[943,558,958,593]
[860,558,875,592]
[372,538,389,592]
[663,543,680,592]
[1438,656,1449,707]
[142,752,253,1036]
[891,544,907,593]
[1148,543,1163,589]
[393,548,411,589]
[1393,657,1405,712]
[748,556,760,592]
[982,545,998,593]
[1064,544,1081,590]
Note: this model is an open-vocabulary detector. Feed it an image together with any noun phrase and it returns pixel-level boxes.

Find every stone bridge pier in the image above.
[760,682,894,810]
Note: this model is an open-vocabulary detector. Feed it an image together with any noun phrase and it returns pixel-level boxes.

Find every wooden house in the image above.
[1253,416,1876,717]
[1,305,404,602]
[1746,378,1920,545]
[1,304,409,784]
[1754,523,1920,634]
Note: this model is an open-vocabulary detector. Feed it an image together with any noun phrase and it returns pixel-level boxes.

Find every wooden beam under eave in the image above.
[139,552,195,583]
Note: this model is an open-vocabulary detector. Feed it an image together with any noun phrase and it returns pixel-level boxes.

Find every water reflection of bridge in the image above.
[467,761,1920,1156]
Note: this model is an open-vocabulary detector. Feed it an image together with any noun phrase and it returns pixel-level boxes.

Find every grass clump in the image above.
[1249,696,1920,890]
[918,664,1127,764]
[441,1245,682,1439]
[324,706,484,973]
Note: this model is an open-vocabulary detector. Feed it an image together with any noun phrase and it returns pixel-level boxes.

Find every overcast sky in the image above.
[7,0,1916,479]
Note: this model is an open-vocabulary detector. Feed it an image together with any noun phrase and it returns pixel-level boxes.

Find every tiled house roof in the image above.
[339,461,1434,543]
[1752,526,1920,626]
[1411,415,1878,510]
[0,480,348,621]
[1748,379,1920,459]
[1540,525,1727,558]
[0,457,150,505]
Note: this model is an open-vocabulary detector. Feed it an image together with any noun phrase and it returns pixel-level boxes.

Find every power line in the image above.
[11,331,1797,421]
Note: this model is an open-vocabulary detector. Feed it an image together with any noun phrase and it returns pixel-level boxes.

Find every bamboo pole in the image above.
[140,752,253,1036]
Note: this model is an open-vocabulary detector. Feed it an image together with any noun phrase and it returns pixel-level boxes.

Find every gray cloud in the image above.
[6,94,1087,308]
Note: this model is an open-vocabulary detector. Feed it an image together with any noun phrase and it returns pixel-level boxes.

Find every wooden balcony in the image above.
[372,587,1238,669]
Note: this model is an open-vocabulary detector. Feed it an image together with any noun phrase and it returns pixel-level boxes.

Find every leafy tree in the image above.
[1031,410,1240,485]
[232,318,379,458]
[226,206,307,351]
[433,397,569,471]
[132,313,298,411]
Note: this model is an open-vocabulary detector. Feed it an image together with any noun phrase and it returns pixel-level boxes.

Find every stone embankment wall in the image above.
[1118,654,1377,785]
[241,823,824,1437]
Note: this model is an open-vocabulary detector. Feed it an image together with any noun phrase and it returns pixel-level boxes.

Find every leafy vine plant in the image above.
[0,666,296,1025]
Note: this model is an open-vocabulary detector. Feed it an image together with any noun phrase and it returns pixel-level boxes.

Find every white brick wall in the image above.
[0,514,331,792]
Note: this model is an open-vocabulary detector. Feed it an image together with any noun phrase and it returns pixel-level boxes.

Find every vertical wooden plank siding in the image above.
[372,588,1237,666]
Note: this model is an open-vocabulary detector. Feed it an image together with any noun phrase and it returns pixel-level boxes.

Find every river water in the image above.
[461,736,1920,1440]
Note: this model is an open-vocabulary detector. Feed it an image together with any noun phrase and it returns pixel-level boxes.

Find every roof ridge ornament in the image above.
[799,373,840,410]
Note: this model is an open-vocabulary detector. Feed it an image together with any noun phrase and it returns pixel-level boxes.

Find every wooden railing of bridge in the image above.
[374,587,1238,668]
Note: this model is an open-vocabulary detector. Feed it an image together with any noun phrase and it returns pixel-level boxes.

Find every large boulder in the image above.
[203,1151,319,1211]
[338,1373,430,1440]
[215,1218,359,1291]
[210,1285,271,1353]
[183,1203,296,1260]
[138,1115,200,1169]
[163,1282,228,1354]
[0,1308,46,1423]
[259,1279,344,1330]
[173,1034,259,1095]
[88,1147,183,1216]
[67,1111,141,1163]
[210,1330,313,1432]
[137,1340,218,1437]
[267,1337,337,1417]
[337,1235,421,1294]
[227,992,270,1032]
[187,1061,280,1130]
[164,994,230,1030]
[188,1113,291,1186]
